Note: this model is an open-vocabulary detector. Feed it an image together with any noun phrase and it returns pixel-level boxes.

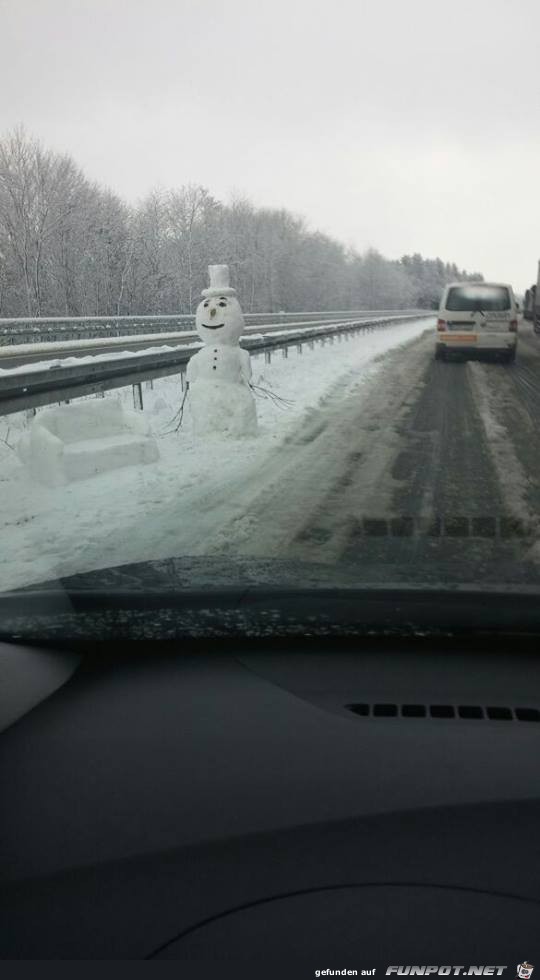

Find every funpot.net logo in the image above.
[386,968,533,977]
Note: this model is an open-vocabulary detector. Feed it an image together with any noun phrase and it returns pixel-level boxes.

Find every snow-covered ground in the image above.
[0,318,433,592]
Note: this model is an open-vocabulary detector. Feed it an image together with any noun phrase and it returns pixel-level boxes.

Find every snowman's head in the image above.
[195,265,245,346]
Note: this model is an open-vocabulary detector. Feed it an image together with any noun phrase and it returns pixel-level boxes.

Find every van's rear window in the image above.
[446,285,511,311]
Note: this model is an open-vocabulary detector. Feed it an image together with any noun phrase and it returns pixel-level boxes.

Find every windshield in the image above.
[1,0,540,636]
[446,286,511,312]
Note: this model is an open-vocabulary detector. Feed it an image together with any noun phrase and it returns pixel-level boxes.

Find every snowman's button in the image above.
[213,366,217,370]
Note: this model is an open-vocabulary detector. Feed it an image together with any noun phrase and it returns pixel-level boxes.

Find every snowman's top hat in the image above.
[202,265,236,298]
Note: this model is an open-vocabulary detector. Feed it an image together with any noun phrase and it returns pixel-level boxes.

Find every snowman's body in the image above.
[186,265,257,437]
[187,344,256,437]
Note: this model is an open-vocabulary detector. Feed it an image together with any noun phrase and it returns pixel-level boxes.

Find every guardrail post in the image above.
[133,383,144,411]
[297,344,302,355]
[281,347,288,359]
[265,350,272,364]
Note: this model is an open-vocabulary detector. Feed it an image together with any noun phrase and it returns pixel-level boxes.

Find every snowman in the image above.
[186,265,257,437]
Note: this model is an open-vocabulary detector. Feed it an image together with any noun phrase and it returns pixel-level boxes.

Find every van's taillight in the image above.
[437,319,447,331]
[509,320,518,332]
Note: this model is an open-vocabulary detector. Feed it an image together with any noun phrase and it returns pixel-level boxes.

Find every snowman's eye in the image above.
[203,301,209,307]
[218,301,227,307]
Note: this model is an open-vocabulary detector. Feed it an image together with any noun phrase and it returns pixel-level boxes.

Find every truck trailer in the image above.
[524,261,540,333]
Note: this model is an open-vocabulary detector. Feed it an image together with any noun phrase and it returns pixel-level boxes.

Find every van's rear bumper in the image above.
[436,332,517,352]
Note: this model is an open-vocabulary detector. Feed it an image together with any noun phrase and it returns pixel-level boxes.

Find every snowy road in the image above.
[2,316,540,592]
[179,322,540,587]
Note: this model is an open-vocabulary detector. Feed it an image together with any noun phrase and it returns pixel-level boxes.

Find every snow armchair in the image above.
[18,398,159,487]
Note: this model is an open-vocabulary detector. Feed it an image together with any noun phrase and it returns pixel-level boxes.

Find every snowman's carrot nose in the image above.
[210,307,217,318]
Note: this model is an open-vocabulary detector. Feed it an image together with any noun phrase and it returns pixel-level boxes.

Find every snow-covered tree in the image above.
[0,128,483,317]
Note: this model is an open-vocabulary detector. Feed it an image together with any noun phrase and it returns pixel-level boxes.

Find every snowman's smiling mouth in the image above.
[202,322,225,329]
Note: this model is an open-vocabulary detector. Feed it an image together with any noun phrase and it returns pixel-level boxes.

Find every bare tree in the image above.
[166,186,221,313]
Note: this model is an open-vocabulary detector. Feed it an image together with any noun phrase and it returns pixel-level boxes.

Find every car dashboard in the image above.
[1,629,540,962]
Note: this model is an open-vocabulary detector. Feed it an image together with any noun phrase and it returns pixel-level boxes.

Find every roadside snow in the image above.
[0,318,433,591]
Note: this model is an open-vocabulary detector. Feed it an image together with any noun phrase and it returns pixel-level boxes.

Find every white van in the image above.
[436,281,518,363]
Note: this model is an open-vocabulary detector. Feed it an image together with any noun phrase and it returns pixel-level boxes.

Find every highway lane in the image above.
[217,322,540,589]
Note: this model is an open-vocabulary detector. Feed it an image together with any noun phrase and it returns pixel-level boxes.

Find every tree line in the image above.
[0,128,482,319]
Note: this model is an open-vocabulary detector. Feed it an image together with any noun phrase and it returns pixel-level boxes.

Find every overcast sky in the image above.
[1,0,538,291]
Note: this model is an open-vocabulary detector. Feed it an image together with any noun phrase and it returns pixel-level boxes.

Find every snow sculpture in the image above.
[17,399,159,487]
[186,265,257,437]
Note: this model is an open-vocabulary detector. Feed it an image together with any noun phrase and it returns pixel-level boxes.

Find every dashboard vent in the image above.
[347,703,540,722]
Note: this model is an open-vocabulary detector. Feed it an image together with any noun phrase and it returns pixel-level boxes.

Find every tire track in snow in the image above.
[465,327,540,563]
[205,330,433,564]
[468,361,536,529]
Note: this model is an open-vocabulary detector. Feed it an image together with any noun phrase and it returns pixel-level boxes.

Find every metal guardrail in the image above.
[0,315,407,367]
[0,314,433,417]
[0,309,427,345]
